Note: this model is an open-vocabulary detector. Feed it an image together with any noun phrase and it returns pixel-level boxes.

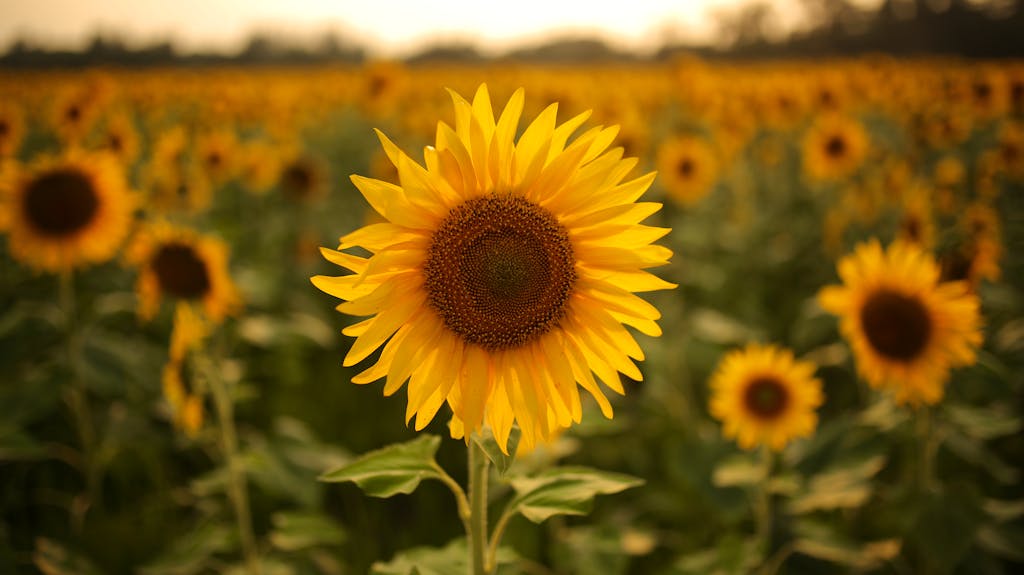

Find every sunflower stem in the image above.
[467,438,490,575]
[755,445,774,560]
[204,352,261,575]
[916,406,936,493]
[59,270,99,517]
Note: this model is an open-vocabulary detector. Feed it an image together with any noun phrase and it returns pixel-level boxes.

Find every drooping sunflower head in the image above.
[818,240,983,406]
[126,222,241,323]
[1,150,136,273]
[313,85,675,453]
[709,343,823,451]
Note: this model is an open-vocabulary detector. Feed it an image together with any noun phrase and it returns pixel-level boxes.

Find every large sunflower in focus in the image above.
[709,344,823,451]
[313,85,675,452]
[1,150,135,273]
[126,222,241,323]
[818,240,982,406]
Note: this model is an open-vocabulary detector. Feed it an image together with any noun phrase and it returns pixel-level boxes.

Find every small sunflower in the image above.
[656,135,719,206]
[1,150,136,273]
[802,114,868,183]
[313,85,675,452]
[95,113,141,166]
[0,101,25,158]
[278,155,327,202]
[126,222,241,323]
[818,240,983,406]
[709,344,823,451]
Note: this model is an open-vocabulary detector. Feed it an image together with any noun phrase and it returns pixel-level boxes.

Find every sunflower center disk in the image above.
[425,195,577,351]
[825,135,847,158]
[152,243,212,300]
[743,376,790,420]
[23,169,99,237]
[859,289,932,361]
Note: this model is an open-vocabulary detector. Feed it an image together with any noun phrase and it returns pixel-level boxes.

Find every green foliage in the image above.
[507,467,643,523]
[319,435,444,498]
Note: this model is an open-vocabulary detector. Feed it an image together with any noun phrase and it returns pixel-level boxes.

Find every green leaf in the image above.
[982,498,1024,523]
[671,535,761,575]
[371,538,518,575]
[138,523,236,575]
[711,454,765,488]
[792,519,900,570]
[907,488,985,574]
[33,538,102,575]
[977,523,1024,562]
[318,435,443,498]
[944,402,1022,440]
[788,454,885,514]
[508,466,643,523]
[471,426,520,476]
[269,511,347,552]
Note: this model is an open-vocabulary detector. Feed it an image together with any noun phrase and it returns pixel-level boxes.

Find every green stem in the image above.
[204,354,260,575]
[486,505,516,573]
[468,439,490,575]
[755,446,774,560]
[916,407,935,494]
[60,271,99,511]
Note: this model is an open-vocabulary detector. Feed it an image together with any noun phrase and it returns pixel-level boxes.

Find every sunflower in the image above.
[51,89,99,145]
[95,113,140,167]
[818,240,983,406]
[708,343,823,451]
[195,130,239,186]
[656,135,719,207]
[162,358,204,438]
[802,114,868,183]
[312,85,675,452]
[1,150,135,273]
[125,222,241,323]
[0,101,25,158]
[895,186,935,249]
[278,154,327,203]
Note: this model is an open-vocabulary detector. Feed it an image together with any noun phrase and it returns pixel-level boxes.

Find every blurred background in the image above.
[1,1,1023,575]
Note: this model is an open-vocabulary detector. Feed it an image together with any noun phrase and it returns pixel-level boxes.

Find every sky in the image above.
[0,0,868,56]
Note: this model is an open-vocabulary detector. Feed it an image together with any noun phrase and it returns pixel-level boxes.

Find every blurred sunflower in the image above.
[279,155,327,202]
[126,222,241,323]
[313,85,674,452]
[162,358,204,438]
[0,101,25,158]
[656,135,719,206]
[802,114,868,182]
[195,130,239,186]
[940,202,1003,286]
[1,150,135,273]
[895,187,935,249]
[818,240,982,406]
[709,344,823,451]
[95,113,141,166]
[51,89,99,145]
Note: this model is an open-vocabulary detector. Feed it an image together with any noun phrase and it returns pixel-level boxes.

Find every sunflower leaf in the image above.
[269,511,347,551]
[472,426,520,476]
[507,466,643,523]
[318,435,443,498]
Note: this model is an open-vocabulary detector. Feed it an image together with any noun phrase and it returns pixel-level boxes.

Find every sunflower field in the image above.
[1,59,1023,575]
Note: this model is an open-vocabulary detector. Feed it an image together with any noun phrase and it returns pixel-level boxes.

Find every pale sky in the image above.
[0,0,883,56]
